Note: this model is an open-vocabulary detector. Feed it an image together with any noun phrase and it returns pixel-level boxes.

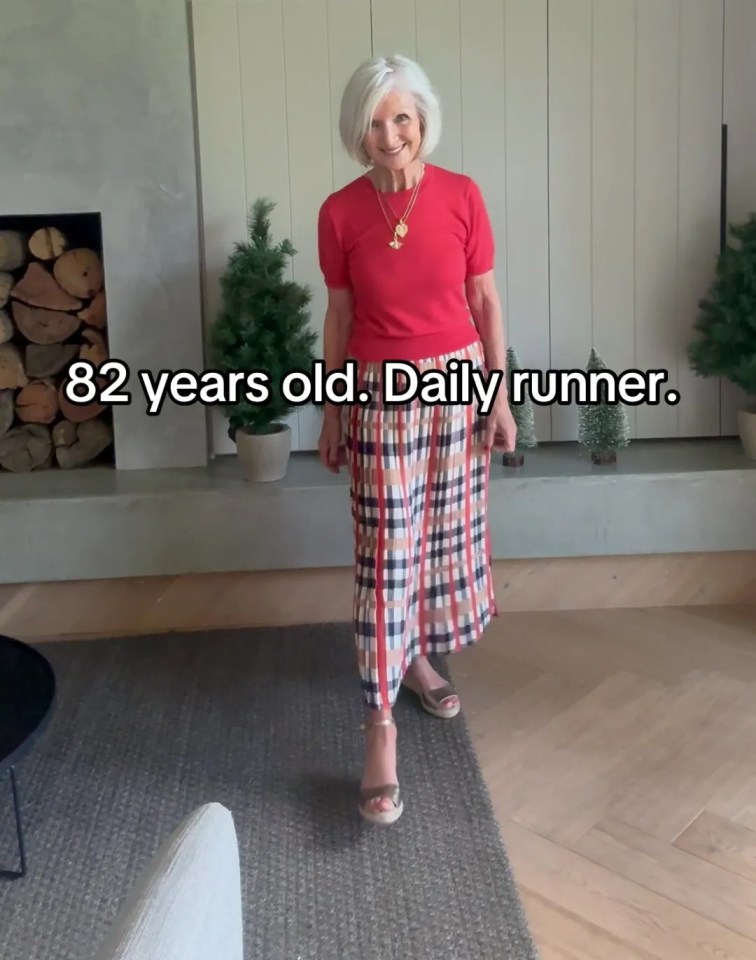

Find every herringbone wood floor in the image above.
[452,604,756,960]
[2,574,756,959]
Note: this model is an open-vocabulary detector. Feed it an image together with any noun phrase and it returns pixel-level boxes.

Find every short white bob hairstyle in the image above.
[339,55,442,167]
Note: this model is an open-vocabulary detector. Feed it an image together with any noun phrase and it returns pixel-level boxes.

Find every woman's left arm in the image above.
[465,270,507,382]
[465,270,517,452]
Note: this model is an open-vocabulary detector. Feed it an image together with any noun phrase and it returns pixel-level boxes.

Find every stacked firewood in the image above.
[0,226,113,471]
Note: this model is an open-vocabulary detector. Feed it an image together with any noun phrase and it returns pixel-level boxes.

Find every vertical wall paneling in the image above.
[459,0,508,355]
[281,0,335,450]
[634,0,682,438]
[370,0,417,60]
[547,0,593,442]
[191,0,734,452]
[502,0,551,442]
[721,0,756,433]
[723,0,756,222]
[676,0,724,436]
[547,0,725,440]
[238,2,291,268]
[592,0,638,439]
[190,1,253,457]
[327,1,373,193]
[415,0,463,173]
[236,0,299,453]
[296,0,372,447]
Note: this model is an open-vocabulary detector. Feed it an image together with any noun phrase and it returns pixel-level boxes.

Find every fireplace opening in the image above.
[0,213,114,472]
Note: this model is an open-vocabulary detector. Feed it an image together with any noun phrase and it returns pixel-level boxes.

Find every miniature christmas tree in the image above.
[577,348,630,464]
[502,346,538,467]
[210,198,317,440]
[687,213,756,401]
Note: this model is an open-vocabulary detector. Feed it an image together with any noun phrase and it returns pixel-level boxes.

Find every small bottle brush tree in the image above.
[577,348,630,464]
[210,198,317,441]
[502,346,537,467]
[687,213,756,412]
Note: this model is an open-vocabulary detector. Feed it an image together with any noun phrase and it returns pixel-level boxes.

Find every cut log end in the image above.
[79,327,108,367]
[0,389,13,437]
[0,343,28,390]
[29,226,68,261]
[25,343,79,379]
[53,248,104,299]
[54,417,113,468]
[58,376,107,422]
[10,261,83,312]
[15,379,60,425]
[77,289,106,328]
[11,300,81,345]
[0,309,13,345]
[0,272,14,308]
[0,423,53,472]
[0,230,27,272]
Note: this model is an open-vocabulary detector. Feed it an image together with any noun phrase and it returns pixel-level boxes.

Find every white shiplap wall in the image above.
[721,0,756,434]
[548,0,726,442]
[190,0,748,454]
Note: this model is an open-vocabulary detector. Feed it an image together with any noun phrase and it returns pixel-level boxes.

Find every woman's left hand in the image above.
[485,395,517,452]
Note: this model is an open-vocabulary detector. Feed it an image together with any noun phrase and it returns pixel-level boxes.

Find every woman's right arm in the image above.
[318,287,353,473]
[322,286,353,421]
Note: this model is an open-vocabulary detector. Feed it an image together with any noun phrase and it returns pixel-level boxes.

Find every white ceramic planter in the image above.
[235,423,291,482]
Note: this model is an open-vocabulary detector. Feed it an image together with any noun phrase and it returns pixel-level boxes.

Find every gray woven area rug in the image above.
[0,625,538,960]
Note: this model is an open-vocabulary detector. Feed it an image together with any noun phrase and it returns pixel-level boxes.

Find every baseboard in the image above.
[3,551,754,643]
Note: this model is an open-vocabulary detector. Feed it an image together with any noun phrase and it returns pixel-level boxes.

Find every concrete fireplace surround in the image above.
[1,0,208,473]
[1,1,756,586]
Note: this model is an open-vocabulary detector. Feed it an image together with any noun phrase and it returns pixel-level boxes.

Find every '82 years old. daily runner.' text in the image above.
[62,357,681,415]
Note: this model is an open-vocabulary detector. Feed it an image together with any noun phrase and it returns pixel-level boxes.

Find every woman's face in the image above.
[363,90,423,170]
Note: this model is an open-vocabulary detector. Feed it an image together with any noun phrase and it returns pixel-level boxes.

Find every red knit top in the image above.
[317,163,495,362]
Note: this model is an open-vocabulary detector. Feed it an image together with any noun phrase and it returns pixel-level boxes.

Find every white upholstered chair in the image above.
[91,802,243,960]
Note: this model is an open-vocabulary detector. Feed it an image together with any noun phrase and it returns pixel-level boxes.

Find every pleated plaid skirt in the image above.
[343,339,497,711]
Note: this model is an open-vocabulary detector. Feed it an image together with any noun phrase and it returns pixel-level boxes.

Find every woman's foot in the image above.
[403,655,460,717]
[359,712,402,824]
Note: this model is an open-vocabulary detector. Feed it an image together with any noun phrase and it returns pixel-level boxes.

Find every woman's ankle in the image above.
[362,715,397,784]
[365,706,393,726]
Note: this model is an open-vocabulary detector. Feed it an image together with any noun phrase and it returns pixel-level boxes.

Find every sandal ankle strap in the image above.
[361,716,395,730]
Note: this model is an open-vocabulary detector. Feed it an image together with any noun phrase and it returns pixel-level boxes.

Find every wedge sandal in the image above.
[358,782,403,825]
[358,717,403,826]
[402,676,461,719]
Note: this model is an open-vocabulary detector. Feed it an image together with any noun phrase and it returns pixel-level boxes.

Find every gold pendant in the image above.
[395,221,408,238]
[389,238,402,249]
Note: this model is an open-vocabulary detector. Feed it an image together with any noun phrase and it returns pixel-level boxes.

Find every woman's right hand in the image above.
[318,410,347,473]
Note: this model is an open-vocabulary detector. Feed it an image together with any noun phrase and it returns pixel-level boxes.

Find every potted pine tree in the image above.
[502,346,537,467]
[210,198,317,482]
[687,213,756,459]
[577,348,630,464]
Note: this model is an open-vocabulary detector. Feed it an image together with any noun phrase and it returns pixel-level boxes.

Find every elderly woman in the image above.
[317,54,516,825]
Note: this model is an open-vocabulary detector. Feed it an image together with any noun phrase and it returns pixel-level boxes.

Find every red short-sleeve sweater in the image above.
[317,164,494,362]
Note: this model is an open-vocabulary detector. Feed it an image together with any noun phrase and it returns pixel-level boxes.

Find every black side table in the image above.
[0,634,56,880]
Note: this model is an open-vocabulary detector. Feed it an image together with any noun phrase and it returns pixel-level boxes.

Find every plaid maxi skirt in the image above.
[343,339,497,711]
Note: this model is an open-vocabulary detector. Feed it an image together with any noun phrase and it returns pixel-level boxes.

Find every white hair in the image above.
[339,54,442,167]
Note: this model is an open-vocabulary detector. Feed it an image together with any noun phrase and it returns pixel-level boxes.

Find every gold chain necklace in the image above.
[371,165,424,249]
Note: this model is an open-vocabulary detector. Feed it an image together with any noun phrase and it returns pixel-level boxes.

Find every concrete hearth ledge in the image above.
[0,438,755,584]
